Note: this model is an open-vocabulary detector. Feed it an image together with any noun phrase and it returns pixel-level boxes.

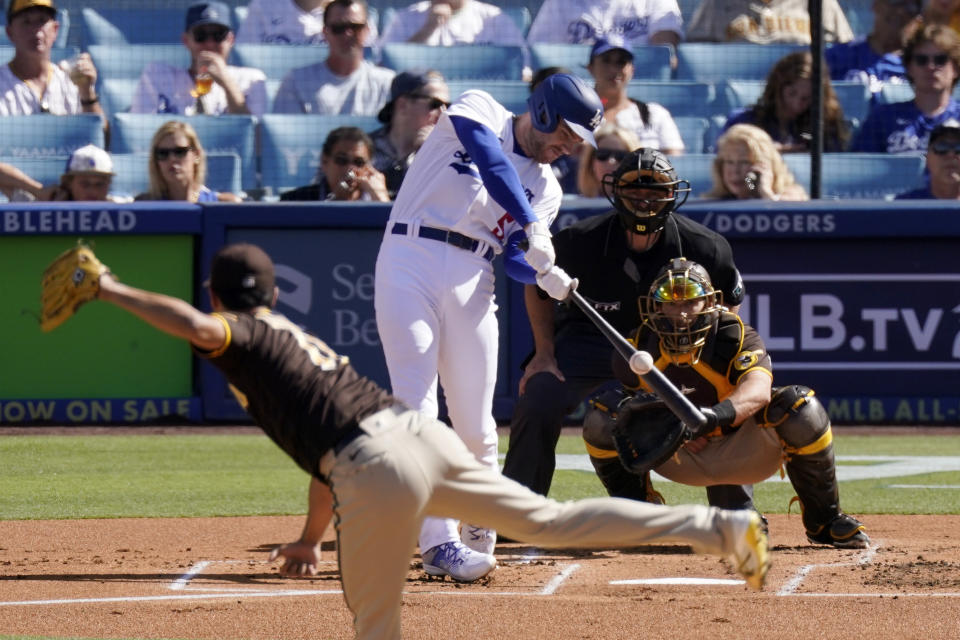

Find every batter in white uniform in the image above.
[374,73,603,582]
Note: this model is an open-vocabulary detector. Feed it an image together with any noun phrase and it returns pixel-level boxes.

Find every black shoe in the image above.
[806,513,870,549]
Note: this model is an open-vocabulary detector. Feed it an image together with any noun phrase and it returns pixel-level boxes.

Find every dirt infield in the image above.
[1,514,958,640]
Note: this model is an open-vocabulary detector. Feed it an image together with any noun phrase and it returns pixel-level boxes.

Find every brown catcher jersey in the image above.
[196,308,397,476]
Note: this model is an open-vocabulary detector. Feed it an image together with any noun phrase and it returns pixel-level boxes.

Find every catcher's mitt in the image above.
[40,242,111,332]
[612,392,691,475]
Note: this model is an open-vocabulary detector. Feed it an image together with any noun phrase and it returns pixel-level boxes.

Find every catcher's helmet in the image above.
[601,148,691,235]
[527,73,604,147]
[640,258,722,364]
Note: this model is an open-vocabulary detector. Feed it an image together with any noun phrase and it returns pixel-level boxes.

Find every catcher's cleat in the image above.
[422,541,496,582]
[461,524,497,555]
[725,510,770,591]
[806,513,870,549]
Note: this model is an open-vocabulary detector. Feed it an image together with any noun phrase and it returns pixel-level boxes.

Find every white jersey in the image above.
[130,62,268,116]
[526,0,683,44]
[272,60,394,115]
[235,0,378,45]
[389,89,562,252]
[616,100,684,151]
[0,63,81,115]
[379,0,527,47]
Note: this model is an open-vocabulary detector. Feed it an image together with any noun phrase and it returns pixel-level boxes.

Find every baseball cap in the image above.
[589,35,634,62]
[377,70,445,123]
[6,0,56,22]
[528,73,604,147]
[208,243,275,310]
[185,1,231,32]
[929,119,960,145]
[64,145,114,176]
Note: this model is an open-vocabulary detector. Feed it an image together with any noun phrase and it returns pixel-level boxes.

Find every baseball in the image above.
[629,351,654,375]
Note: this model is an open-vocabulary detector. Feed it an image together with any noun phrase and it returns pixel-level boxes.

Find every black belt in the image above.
[391,222,494,261]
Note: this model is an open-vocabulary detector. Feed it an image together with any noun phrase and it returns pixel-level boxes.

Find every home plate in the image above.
[610,578,745,586]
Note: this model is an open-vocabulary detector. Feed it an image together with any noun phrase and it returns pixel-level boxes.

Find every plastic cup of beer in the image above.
[194,67,213,97]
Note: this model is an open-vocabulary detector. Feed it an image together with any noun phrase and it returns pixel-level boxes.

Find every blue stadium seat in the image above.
[79,8,187,45]
[0,9,71,48]
[231,44,330,81]
[842,0,875,39]
[674,116,711,154]
[0,156,69,188]
[100,78,139,116]
[530,44,673,81]
[109,113,257,190]
[381,43,525,80]
[627,81,716,117]
[88,44,190,80]
[661,153,715,199]
[783,153,926,199]
[109,151,242,198]
[0,115,104,158]
[259,114,380,193]
[716,79,871,124]
[675,43,806,82]
[445,80,530,113]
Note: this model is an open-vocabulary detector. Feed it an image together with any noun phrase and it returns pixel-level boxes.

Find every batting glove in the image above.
[523,221,555,274]
[536,266,577,301]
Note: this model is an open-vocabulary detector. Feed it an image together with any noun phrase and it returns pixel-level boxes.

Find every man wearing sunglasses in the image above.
[369,69,451,198]
[853,22,960,152]
[273,0,395,115]
[131,1,267,116]
[897,119,960,199]
[280,125,390,201]
[236,0,379,46]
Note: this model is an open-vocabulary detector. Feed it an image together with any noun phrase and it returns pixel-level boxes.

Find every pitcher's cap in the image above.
[207,243,275,310]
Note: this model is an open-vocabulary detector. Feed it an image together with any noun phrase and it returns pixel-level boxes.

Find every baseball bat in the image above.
[566,288,708,431]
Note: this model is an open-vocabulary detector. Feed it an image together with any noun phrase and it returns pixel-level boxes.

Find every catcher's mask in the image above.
[640,257,722,364]
[601,148,690,235]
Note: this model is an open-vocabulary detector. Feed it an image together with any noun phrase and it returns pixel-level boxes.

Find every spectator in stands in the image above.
[576,122,641,197]
[369,69,450,199]
[704,123,808,201]
[131,2,267,116]
[723,51,850,152]
[896,119,960,199]
[924,0,960,34]
[272,0,394,115]
[852,22,960,153]
[825,0,922,97]
[280,126,390,201]
[526,0,682,47]
[236,0,379,45]
[687,0,853,45]
[35,144,125,202]
[586,36,684,155]
[136,120,242,203]
[0,160,42,199]
[0,0,102,116]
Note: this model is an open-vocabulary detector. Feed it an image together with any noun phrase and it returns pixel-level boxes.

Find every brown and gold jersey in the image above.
[616,312,773,407]
[195,308,396,476]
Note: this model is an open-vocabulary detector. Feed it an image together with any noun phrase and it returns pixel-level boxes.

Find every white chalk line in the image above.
[777,542,880,597]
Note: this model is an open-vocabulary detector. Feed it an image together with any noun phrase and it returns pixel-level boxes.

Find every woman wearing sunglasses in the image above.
[281,126,390,201]
[853,22,960,153]
[136,121,241,203]
[576,123,641,197]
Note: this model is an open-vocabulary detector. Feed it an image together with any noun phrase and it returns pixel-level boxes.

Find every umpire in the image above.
[502,148,753,510]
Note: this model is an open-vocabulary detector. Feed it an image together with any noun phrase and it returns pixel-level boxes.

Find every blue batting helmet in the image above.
[527,73,604,147]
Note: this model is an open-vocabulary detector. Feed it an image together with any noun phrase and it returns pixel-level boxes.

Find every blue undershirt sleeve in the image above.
[503,229,539,284]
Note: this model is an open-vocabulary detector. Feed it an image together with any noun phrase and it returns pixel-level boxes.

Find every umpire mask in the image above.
[639,258,722,365]
[602,148,690,236]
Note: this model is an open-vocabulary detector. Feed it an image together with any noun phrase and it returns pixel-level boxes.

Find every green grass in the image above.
[0,432,958,520]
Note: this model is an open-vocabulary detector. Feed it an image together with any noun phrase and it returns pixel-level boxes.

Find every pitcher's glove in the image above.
[612,392,691,475]
[40,242,111,332]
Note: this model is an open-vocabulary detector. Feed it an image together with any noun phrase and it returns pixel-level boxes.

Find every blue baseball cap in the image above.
[589,35,634,62]
[185,1,231,32]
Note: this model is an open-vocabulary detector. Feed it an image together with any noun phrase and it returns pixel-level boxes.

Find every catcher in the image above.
[584,257,869,549]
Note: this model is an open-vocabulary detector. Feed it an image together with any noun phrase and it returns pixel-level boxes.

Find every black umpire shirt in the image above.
[544,210,745,338]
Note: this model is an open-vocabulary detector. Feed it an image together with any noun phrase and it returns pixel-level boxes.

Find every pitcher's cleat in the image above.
[725,510,770,591]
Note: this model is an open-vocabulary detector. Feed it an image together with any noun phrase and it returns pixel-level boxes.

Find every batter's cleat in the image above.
[422,541,496,582]
[724,510,770,591]
[806,513,870,549]
[461,524,496,555]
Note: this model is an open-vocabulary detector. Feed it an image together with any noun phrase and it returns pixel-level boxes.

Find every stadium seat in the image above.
[109,113,257,190]
[661,153,715,200]
[446,80,530,113]
[0,115,104,158]
[109,151,242,199]
[0,156,69,188]
[530,43,673,81]
[381,43,525,80]
[88,44,190,80]
[675,43,806,82]
[716,79,871,124]
[231,44,330,81]
[79,8,187,45]
[627,81,716,118]
[259,114,380,194]
[783,153,926,199]
[100,78,139,116]
[674,116,711,154]
[841,0,875,39]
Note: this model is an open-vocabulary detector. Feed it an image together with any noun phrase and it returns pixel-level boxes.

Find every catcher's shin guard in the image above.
[764,385,869,549]
[588,454,664,503]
